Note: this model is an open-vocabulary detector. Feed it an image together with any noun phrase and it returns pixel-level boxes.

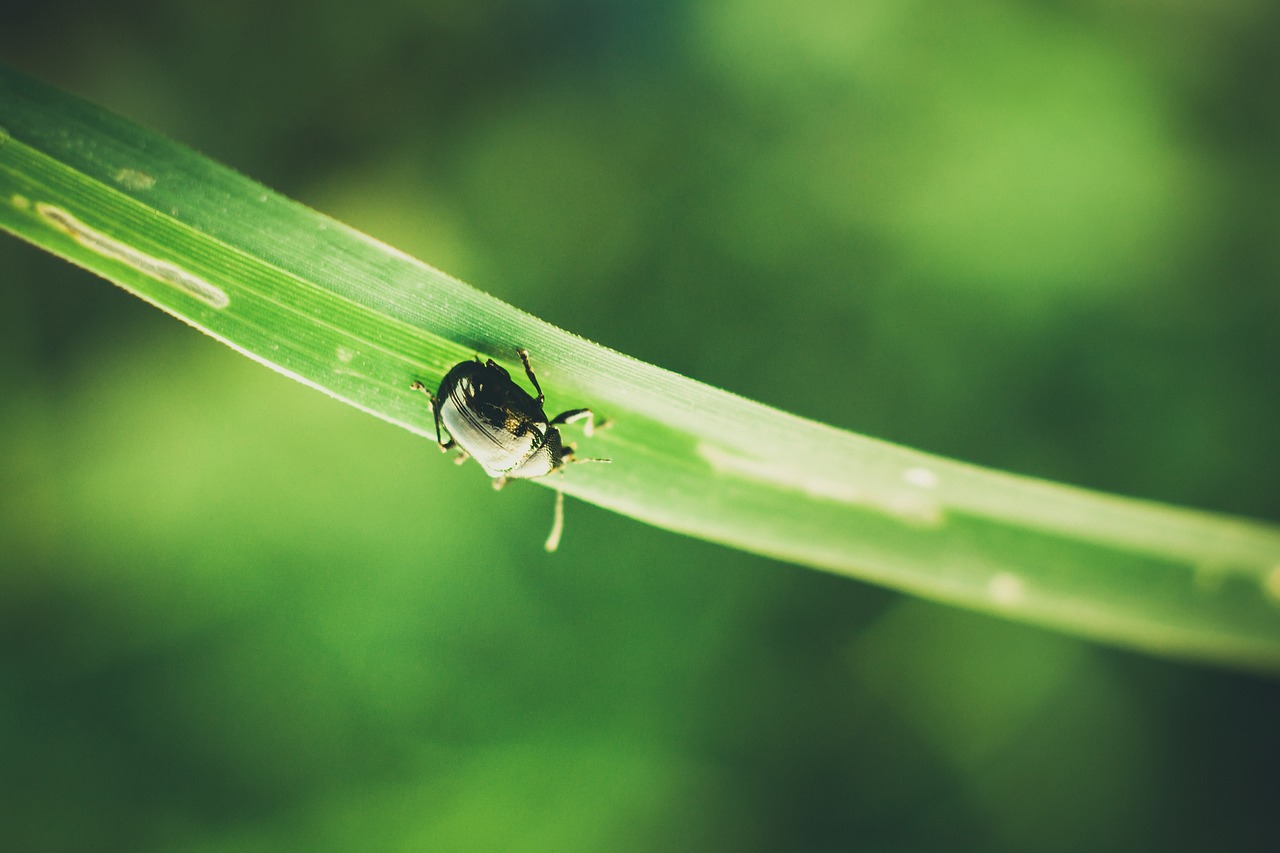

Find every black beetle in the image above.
[411,348,607,550]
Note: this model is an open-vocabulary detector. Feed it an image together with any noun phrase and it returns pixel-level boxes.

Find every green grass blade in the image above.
[3,67,1278,670]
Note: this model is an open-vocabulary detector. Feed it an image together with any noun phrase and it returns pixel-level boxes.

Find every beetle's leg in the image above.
[558,441,610,468]
[491,475,509,491]
[544,487,566,553]
[410,379,432,403]
[549,407,589,427]
[411,380,456,452]
[549,407,611,438]
[515,348,545,405]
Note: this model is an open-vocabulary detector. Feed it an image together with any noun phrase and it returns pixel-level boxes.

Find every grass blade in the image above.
[2,67,1278,670]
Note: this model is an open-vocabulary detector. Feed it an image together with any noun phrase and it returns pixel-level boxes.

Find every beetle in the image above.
[411,347,607,550]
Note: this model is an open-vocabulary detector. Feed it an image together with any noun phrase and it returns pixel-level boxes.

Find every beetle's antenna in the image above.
[545,487,565,552]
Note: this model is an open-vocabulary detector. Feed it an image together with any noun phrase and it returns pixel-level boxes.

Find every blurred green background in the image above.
[2,1,1279,850]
